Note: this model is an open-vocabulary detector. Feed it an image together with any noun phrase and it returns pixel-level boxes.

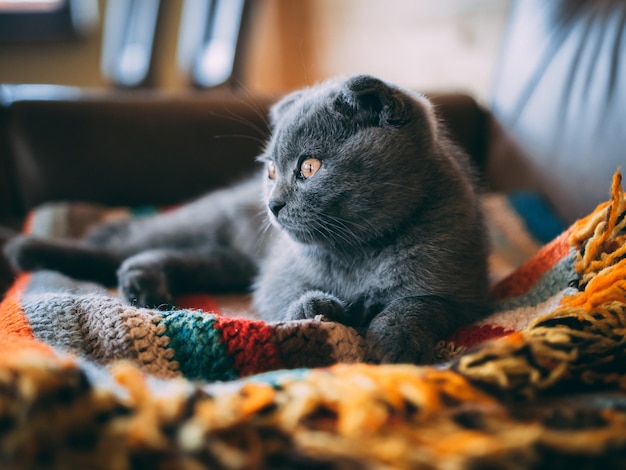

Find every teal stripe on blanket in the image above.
[160,310,237,381]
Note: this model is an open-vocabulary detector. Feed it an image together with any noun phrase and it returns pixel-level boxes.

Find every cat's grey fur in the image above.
[4,75,489,364]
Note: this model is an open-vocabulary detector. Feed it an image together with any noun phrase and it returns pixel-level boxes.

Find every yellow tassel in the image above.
[456,170,626,397]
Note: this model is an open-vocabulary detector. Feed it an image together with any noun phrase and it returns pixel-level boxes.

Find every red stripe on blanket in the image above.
[490,227,573,301]
[215,316,284,376]
[0,274,55,356]
[447,324,515,349]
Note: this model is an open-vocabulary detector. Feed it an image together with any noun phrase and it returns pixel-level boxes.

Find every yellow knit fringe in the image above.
[458,170,626,397]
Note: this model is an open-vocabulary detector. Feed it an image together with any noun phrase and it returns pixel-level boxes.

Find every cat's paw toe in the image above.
[117,261,173,309]
[286,291,346,321]
[365,320,434,365]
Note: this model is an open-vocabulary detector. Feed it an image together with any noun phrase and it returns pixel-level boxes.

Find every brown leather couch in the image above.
[1,0,625,296]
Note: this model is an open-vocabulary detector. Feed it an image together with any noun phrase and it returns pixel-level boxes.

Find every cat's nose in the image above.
[268,200,286,217]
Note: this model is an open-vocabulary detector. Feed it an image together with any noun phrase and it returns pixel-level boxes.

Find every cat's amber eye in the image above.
[267,161,277,180]
[299,158,321,179]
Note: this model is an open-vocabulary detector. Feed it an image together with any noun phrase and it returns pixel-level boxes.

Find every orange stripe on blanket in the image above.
[490,227,573,301]
[0,274,55,356]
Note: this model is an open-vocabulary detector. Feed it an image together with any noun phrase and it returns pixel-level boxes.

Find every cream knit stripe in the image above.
[22,271,177,376]
[123,309,180,378]
[22,271,112,353]
[76,296,182,378]
[272,320,332,368]
[323,322,367,363]
[272,318,366,367]
[24,289,180,378]
[477,288,578,332]
[22,290,137,364]
[491,251,577,312]
[22,291,88,352]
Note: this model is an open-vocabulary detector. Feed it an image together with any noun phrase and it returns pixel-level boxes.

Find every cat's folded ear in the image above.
[334,75,410,127]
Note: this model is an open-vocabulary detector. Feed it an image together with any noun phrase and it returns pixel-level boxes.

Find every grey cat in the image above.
[4,75,489,364]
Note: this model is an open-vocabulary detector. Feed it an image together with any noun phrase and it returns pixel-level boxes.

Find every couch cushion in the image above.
[1,87,271,215]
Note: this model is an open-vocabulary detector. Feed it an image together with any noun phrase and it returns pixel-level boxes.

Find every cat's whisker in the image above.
[226,81,273,129]
[317,223,352,249]
[258,219,274,240]
[209,109,269,140]
[321,213,383,245]
[212,134,267,145]
[255,209,274,237]
[352,214,386,239]
[314,214,369,257]
[380,181,423,193]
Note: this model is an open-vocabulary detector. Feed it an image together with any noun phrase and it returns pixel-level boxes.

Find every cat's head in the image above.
[259,74,450,249]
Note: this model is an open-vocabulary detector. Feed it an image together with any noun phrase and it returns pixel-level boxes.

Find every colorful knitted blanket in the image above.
[1,172,625,468]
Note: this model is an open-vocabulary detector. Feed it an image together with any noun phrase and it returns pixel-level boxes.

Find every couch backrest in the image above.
[0,87,272,218]
[0,87,487,219]
[488,0,626,223]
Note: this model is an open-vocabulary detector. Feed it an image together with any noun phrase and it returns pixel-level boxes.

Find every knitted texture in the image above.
[0,173,625,467]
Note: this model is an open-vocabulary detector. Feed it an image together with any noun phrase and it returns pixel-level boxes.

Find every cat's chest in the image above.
[266,234,420,308]
[305,249,399,301]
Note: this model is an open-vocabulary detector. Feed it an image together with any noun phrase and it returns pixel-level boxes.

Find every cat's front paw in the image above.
[286,291,346,321]
[117,254,174,309]
[365,315,435,364]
